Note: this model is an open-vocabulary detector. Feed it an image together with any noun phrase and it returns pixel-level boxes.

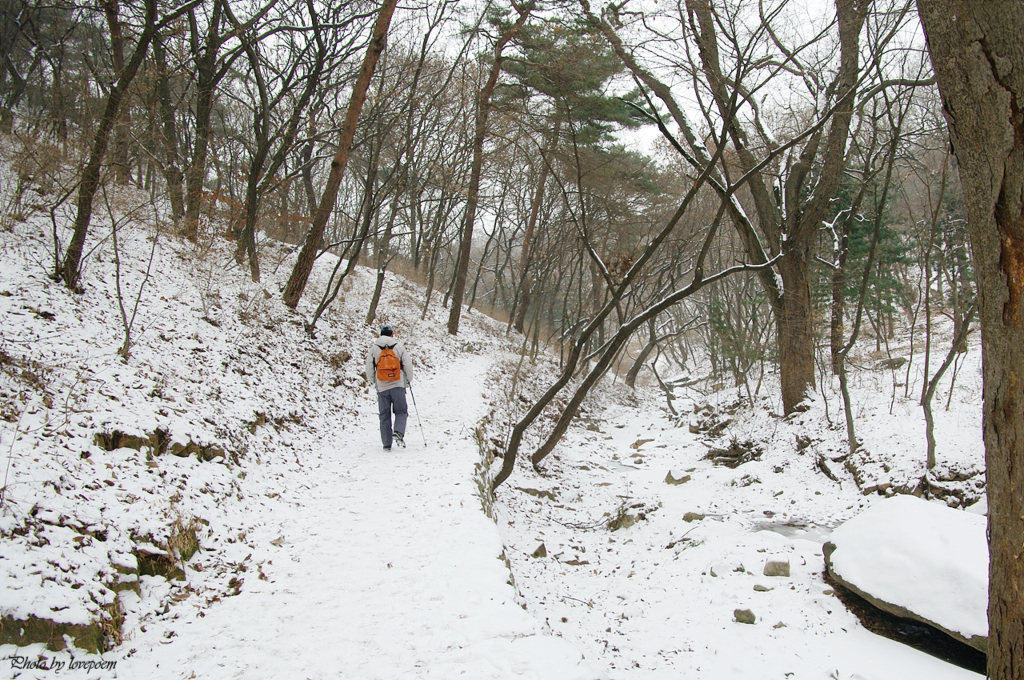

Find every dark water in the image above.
[825,572,987,675]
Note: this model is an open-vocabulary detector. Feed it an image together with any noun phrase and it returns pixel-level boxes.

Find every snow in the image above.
[0,171,987,679]
[827,495,988,642]
[490,398,984,680]
[0,200,596,678]
[113,353,597,680]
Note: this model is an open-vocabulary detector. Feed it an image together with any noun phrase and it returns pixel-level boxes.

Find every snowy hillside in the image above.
[0,188,987,679]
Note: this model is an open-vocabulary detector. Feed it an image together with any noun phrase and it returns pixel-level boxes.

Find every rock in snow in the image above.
[824,495,988,652]
[734,609,756,624]
[665,470,691,485]
[763,558,790,577]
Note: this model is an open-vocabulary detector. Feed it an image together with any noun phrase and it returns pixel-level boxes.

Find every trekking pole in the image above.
[408,385,427,447]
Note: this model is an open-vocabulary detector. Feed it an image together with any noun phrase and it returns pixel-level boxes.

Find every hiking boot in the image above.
[383,446,391,451]
[394,432,406,448]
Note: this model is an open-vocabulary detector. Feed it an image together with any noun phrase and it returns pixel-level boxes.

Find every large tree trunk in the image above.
[776,245,816,412]
[916,3,1024,678]
[283,0,398,309]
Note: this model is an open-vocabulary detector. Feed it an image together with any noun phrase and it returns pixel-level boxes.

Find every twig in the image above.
[0,398,34,511]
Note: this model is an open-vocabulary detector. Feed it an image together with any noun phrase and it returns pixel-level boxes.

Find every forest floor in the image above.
[0,188,987,679]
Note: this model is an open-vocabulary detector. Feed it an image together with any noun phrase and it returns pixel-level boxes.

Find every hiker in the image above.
[365,324,414,450]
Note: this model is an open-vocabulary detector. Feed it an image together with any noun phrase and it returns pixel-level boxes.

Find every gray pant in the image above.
[377,387,408,448]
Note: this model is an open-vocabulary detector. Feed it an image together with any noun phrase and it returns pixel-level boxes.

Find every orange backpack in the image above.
[376,345,402,382]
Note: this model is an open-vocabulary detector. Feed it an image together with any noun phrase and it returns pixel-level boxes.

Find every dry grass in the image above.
[168,516,202,564]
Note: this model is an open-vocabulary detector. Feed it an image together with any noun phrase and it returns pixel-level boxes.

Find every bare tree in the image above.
[59,0,160,290]
[230,0,351,282]
[283,0,399,309]
[446,1,535,335]
[578,1,935,414]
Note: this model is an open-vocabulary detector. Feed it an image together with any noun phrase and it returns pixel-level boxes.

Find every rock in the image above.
[608,512,637,532]
[763,558,790,577]
[683,512,705,523]
[734,609,756,624]
[825,495,988,653]
[754,584,771,592]
[517,487,557,501]
[665,471,691,485]
[966,495,987,516]
[705,439,762,468]
[860,481,892,496]
[531,543,547,558]
[876,357,907,371]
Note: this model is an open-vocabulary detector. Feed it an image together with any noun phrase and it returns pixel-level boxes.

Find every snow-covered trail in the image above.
[116,354,597,679]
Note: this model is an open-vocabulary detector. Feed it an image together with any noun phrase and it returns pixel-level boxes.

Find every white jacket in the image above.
[365,336,414,392]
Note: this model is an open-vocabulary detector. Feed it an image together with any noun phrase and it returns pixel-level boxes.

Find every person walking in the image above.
[365,324,414,450]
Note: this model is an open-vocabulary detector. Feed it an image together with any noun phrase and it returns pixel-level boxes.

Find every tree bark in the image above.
[775,249,816,412]
[153,32,184,220]
[512,115,560,334]
[101,0,133,185]
[447,2,534,335]
[916,2,1024,678]
[283,0,398,309]
[181,0,224,241]
[60,0,157,290]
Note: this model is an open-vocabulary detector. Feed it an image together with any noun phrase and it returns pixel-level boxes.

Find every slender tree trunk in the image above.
[922,303,976,470]
[182,0,223,241]
[299,136,317,218]
[366,194,402,324]
[917,3,1024,677]
[625,319,678,389]
[153,33,184,220]
[101,0,133,185]
[447,2,534,335]
[512,116,560,333]
[830,178,872,374]
[283,0,398,309]
[60,0,157,290]
[829,245,848,374]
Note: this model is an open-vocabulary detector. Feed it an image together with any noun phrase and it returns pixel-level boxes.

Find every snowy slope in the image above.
[492,394,985,679]
[0,200,595,678]
[0,173,989,680]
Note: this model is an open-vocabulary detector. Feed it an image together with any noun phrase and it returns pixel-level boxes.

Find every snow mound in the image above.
[825,495,987,651]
